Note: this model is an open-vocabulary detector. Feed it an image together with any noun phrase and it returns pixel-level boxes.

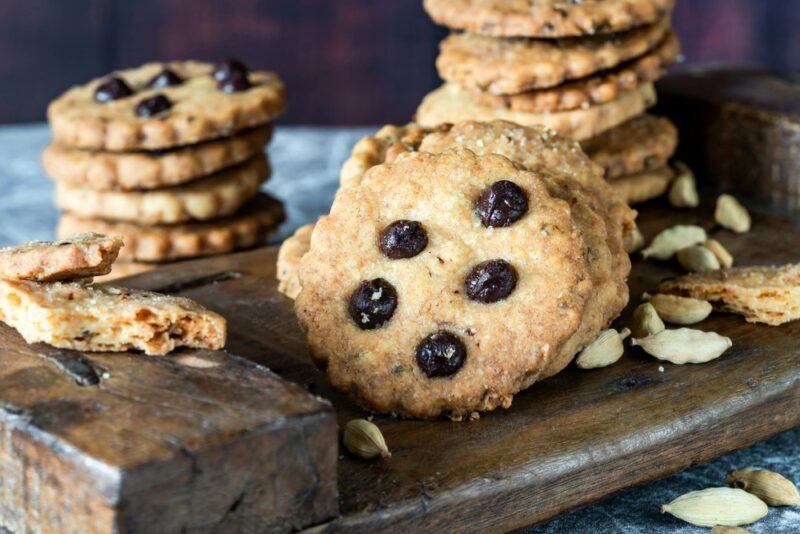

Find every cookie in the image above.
[424,0,675,38]
[0,279,225,355]
[415,83,657,140]
[58,194,284,262]
[437,17,670,95]
[582,114,678,178]
[48,61,285,151]
[339,124,429,189]
[55,155,270,225]
[0,233,123,282]
[95,262,157,284]
[296,149,595,419]
[42,125,272,191]
[609,165,673,204]
[471,32,679,112]
[659,264,800,326]
[277,223,316,299]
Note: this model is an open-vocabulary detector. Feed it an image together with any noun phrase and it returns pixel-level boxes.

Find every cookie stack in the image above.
[417,0,681,204]
[43,60,287,279]
[281,120,635,420]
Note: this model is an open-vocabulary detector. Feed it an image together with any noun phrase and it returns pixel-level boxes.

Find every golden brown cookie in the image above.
[57,194,284,262]
[659,263,800,326]
[55,155,270,225]
[0,233,123,282]
[339,124,429,189]
[95,261,157,284]
[471,32,679,112]
[48,61,285,151]
[42,125,272,191]
[296,149,594,420]
[0,280,226,355]
[415,83,657,140]
[582,114,678,178]
[277,223,315,299]
[437,17,670,94]
[424,0,675,38]
[609,165,674,204]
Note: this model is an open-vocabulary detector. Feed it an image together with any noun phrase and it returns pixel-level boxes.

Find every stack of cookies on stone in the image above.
[417,0,681,204]
[279,120,635,420]
[43,60,287,279]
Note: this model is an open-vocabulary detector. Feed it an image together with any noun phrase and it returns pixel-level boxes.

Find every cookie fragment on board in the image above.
[0,279,226,355]
[424,0,676,38]
[0,233,123,282]
[659,263,800,326]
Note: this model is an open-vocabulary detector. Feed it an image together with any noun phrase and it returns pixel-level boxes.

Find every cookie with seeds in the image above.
[437,17,670,95]
[48,60,285,151]
[471,32,679,112]
[415,83,656,141]
[424,0,675,38]
[296,149,594,419]
[609,165,673,204]
[58,194,284,262]
[659,263,800,326]
[0,233,123,282]
[582,114,678,178]
[43,125,272,191]
[55,155,270,225]
[0,280,225,355]
[277,223,315,299]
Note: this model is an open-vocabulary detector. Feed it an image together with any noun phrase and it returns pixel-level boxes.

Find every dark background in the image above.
[0,0,797,125]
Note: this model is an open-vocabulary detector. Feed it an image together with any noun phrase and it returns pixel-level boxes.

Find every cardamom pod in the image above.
[715,194,752,234]
[726,468,800,506]
[631,328,732,364]
[647,293,713,325]
[626,226,645,254]
[629,302,665,338]
[661,487,768,527]
[576,328,630,369]
[669,162,700,208]
[642,225,707,260]
[704,238,734,269]
[677,244,721,273]
[343,419,391,459]
[712,526,752,534]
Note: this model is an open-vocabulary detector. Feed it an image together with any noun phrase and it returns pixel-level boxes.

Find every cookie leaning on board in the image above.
[0,233,226,356]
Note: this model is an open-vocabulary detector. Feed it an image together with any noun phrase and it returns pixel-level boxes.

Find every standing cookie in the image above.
[296,150,593,419]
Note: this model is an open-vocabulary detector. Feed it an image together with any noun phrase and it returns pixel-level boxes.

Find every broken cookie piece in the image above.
[659,263,800,326]
[0,232,123,282]
[0,280,226,355]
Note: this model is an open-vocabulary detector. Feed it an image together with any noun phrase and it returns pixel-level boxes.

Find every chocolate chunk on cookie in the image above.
[424,0,675,38]
[295,149,594,419]
[49,61,285,151]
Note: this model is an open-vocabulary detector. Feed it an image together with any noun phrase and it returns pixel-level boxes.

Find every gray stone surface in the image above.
[0,124,797,533]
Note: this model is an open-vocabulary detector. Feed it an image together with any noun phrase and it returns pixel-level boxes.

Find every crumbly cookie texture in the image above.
[0,280,225,355]
[43,125,272,191]
[296,149,593,420]
[659,264,800,326]
[0,233,123,282]
[609,165,673,204]
[438,17,670,94]
[424,0,675,38]
[582,114,678,179]
[277,223,315,299]
[58,194,284,262]
[55,155,270,225]
[48,61,285,151]
[415,83,656,141]
[472,32,679,113]
[95,262,156,284]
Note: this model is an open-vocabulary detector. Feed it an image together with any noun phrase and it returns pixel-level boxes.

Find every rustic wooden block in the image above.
[657,66,800,211]
[0,323,337,532]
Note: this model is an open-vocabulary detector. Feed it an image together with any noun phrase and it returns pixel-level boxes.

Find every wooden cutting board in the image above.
[2,199,797,532]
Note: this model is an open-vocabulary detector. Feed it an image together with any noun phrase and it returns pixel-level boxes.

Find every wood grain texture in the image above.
[0,311,337,532]
[657,67,800,211]
[93,200,799,532]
